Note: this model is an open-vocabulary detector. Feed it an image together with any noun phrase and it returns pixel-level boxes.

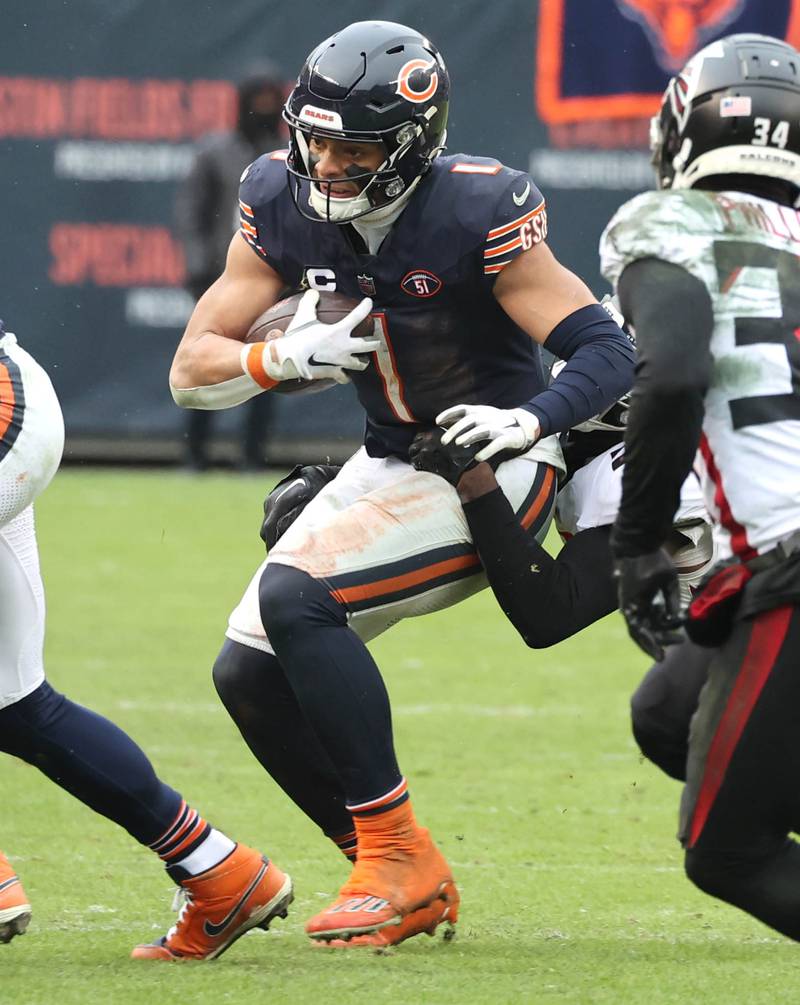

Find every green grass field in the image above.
[4,468,797,1003]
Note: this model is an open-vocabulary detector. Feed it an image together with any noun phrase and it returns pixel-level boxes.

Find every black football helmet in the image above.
[283,20,449,223]
[651,33,800,198]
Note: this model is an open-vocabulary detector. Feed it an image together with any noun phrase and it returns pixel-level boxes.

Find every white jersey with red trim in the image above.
[555,441,714,604]
[601,189,800,560]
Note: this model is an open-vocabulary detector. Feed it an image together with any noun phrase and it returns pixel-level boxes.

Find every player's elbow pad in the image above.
[170,372,263,410]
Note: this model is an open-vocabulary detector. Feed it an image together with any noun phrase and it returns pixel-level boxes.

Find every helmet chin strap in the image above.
[308,174,422,225]
[303,122,444,224]
[308,184,372,222]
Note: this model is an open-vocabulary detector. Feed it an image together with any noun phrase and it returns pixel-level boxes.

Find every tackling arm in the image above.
[459,463,618,647]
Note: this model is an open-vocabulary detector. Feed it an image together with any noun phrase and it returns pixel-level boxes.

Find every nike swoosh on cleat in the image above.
[512,181,531,206]
[203,862,268,939]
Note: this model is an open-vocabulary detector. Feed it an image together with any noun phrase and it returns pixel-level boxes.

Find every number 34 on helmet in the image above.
[651,33,800,201]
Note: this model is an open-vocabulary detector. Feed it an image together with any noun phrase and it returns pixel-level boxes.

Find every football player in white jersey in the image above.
[605,34,800,940]
[0,322,292,958]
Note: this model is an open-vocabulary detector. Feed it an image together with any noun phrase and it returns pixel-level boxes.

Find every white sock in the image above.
[173,828,236,877]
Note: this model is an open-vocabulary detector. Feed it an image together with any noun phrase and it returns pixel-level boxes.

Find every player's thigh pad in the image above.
[0,506,46,709]
[679,605,800,854]
[0,334,64,528]
[226,440,561,652]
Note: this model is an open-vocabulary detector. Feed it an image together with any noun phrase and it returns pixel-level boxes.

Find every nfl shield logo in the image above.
[357,274,376,296]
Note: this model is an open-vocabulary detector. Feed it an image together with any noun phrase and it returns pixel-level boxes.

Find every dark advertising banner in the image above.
[2,0,796,462]
[532,0,800,295]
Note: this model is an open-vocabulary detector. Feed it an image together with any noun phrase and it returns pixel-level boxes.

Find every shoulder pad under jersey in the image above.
[600,189,721,289]
[436,155,547,280]
[238,150,291,269]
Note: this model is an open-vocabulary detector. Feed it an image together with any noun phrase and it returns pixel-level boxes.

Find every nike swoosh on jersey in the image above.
[202,861,268,938]
[512,182,531,207]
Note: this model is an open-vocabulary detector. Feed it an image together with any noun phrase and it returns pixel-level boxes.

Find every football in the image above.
[245,290,374,394]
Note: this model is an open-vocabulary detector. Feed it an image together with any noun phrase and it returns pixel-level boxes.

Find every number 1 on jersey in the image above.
[370,313,416,423]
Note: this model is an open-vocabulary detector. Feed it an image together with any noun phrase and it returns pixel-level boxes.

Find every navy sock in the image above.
[259,564,403,805]
[0,681,182,846]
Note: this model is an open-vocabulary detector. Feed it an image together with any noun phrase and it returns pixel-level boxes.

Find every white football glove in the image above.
[263,290,380,384]
[437,404,541,463]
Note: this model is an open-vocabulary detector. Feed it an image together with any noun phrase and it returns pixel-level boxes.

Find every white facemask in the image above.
[308,176,421,226]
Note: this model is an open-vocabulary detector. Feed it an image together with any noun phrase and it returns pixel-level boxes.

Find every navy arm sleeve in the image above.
[462,487,618,647]
[610,258,714,558]
[520,304,636,436]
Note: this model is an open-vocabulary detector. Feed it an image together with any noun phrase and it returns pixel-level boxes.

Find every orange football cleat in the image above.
[131,844,292,961]
[0,852,32,944]
[315,879,459,949]
[306,825,457,945]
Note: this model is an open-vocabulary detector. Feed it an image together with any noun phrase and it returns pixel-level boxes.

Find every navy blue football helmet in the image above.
[283,20,449,223]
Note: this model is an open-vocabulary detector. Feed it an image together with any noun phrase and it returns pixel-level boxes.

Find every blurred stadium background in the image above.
[5,0,798,467]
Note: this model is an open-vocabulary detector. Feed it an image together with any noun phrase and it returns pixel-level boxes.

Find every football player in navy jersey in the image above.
[170,20,634,948]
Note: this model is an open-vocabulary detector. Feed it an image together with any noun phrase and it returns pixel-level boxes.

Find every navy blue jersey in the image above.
[239,151,550,457]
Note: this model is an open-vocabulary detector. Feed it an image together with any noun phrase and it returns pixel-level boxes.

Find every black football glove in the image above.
[613,549,684,662]
[260,463,341,551]
[408,427,487,486]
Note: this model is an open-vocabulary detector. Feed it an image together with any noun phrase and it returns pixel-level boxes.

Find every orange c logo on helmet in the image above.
[396,58,438,103]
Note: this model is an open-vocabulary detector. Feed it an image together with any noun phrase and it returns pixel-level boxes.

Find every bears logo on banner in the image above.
[619,0,746,69]
[535,0,800,147]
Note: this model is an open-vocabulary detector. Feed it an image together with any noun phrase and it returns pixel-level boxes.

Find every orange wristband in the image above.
[242,343,279,390]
